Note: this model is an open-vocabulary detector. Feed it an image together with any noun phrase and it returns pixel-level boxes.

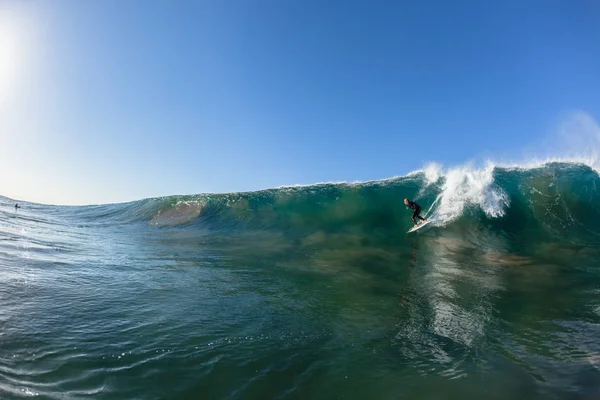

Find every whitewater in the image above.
[1,157,600,399]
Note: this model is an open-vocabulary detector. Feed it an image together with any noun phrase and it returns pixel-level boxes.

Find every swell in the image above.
[138,162,600,245]
[1,164,600,399]
[3,162,600,245]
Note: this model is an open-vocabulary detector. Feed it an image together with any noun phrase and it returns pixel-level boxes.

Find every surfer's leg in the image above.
[412,210,420,225]
[413,208,426,225]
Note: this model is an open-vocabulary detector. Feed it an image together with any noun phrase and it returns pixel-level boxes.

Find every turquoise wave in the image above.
[138,162,600,245]
[1,161,599,399]
[4,161,599,243]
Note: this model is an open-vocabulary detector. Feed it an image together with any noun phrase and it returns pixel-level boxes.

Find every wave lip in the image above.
[3,159,600,243]
[125,161,600,250]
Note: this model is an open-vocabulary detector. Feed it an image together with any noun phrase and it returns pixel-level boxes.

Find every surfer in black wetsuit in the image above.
[15,203,20,210]
[404,198,426,227]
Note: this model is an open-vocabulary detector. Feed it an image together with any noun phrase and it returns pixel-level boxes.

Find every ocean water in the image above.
[1,162,600,399]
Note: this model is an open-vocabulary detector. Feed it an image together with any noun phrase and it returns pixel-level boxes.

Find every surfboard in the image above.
[407,220,431,233]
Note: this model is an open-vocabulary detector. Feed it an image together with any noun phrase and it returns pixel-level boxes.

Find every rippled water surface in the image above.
[1,163,600,399]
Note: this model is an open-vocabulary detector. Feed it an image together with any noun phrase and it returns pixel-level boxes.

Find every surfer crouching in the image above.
[404,198,426,227]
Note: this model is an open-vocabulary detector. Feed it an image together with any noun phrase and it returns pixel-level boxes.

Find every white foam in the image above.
[405,153,600,225]
[430,162,509,224]
[423,162,444,185]
[413,112,600,223]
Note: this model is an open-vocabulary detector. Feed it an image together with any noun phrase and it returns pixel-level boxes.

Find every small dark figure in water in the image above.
[404,198,426,227]
[15,203,20,210]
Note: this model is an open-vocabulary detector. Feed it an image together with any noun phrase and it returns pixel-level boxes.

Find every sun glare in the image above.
[0,6,33,106]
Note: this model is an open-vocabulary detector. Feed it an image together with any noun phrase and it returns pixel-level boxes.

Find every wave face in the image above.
[145,162,600,245]
[1,162,600,399]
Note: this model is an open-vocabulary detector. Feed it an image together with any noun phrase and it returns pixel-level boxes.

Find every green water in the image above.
[1,163,599,399]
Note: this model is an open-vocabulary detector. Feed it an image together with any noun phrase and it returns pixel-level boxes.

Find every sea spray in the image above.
[1,161,600,399]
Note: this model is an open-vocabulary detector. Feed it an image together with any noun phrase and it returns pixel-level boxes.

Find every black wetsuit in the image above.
[406,200,425,224]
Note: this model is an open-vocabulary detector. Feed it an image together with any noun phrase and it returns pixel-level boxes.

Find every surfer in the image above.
[404,198,426,227]
[15,203,20,210]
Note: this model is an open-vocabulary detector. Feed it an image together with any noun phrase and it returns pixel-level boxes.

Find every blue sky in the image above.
[1,0,599,205]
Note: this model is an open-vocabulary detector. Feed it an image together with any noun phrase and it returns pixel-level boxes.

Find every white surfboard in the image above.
[407,220,431,233]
